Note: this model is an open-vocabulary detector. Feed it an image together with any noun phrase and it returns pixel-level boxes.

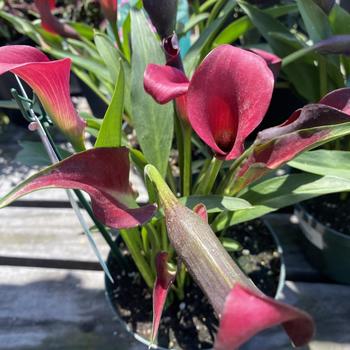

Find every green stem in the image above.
[145,164,178,209]
[160,219,168,252]
[174,117,184,194]
[217,146,253,195]
[206,0,225,24]
[195,156,223,195]
[319,57,328,99]
[166,162,177,194]
[182,123,192,196]
[119,228,154,289]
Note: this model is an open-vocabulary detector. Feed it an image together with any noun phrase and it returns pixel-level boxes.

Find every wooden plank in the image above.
[0,207,110,262]
[0,266,142,350]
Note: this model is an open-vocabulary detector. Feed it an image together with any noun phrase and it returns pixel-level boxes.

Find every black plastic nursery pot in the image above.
[104,218,286,350]
[295,203,350,285]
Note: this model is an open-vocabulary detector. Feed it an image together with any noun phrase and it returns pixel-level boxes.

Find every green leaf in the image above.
[67,38,101,61]
[213,3,298,47]
[180,195,252,213]
[0,11,41,43]
[288,150,350,180]
[296,0,332,42]
[184,1,236,76]
[329,4,350,35]
[238,1,319,101]
[71,67,109,105]
[16,141,71,167]
[221,238,242,252]
[68,21,95,40]
[130,9,174,177]
[45,47,113,85]
[95,64,125,148]
[181,13,210,34]
[212,173,350,231]
[94,32,121,85]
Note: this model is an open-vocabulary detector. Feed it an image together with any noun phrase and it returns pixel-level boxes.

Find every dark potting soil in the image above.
[107,219,281,349]
[303,193,350,236]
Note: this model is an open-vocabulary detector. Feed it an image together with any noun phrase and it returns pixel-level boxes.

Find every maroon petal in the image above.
[319,87,350,114]
[99,0,117,25]
[234,104,350,192]
[0,45,86,151]
[151,252,176,343]
[144,64,189,104]
[249,48,282,79]
[193,203,208,223]
[163,33,184,71]
[214,284,314,350]
[0,148,156,229]
[187,45,274,160]
[34,0,80,39]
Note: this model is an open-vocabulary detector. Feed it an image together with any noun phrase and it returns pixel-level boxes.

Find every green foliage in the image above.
[130,9,174,178]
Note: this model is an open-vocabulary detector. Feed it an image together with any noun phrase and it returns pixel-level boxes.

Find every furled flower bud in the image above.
[143,0,178,38]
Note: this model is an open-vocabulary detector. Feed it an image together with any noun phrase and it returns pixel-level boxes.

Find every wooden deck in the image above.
[1,129,350,349]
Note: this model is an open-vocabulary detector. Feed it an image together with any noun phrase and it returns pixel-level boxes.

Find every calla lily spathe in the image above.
[0,45,86,151]
[0,148,156,229]
[34,0,79,39]
[144,45,274,160]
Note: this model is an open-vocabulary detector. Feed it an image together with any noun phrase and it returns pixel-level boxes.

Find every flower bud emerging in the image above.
[143,0,178,38]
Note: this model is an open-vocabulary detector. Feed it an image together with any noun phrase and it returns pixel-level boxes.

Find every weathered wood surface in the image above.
[0,207,108,262]
[0,267,141,350]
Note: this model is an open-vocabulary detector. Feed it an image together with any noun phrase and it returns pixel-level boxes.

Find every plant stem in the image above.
[119,228,154,289]
[319,57,328,99]
[217,146,253,195]
[207,0,225,24]
[182,123,192,197]
[160,219,168,252]
[174,117,184,194]
[195,156,223,195]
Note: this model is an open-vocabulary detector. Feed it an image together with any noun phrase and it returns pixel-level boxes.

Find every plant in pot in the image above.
[2,3,350,350]
[288,94,350,284]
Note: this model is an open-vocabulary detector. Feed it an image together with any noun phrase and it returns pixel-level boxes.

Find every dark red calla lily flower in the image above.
[214,284,314,350]
[34,0,80,39]
[0,45,86,151]
[233,88,350,193]
[249,48,282,79]
[0,148,156,229]
[151,252,176,344]
[99,0,118,26]
[144,45,274,160]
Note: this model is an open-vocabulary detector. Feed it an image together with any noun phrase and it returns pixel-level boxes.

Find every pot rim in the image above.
[104,218,287,349]
[295,203,350,240]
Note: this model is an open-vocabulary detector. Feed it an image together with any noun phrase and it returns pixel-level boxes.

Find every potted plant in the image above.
[289,128,350,284]
[2,1,350,349]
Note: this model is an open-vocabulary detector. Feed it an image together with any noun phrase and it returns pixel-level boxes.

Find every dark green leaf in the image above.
[212,173,350,230]
[16,141,71,166]
[238,1,320,101]
[213,3,298,47]
[184,1,236,76]
[296,0,332,42]
[94,32,121,84]
[130,9,174,177]
[95,64,124,148]
[180,195,251,213]
[288,150,350,180]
